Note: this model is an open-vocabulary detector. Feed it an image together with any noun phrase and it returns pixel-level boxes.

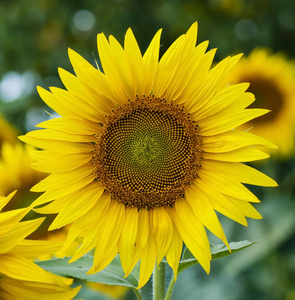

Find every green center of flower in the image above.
[92,96,202,210]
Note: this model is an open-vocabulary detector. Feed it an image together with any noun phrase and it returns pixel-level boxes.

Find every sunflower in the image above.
[227,48,295,157]
[0,142,79,259]
[0,191,80,300]
[0,115,18,147]
[20,22,277,288]
[0,142,44,197]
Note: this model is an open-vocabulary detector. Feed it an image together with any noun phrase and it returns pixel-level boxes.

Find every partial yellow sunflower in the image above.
[0,191,80,300]
[87,282,128,300]
[0,115,18,147]
[227,48,295,157]
[0,142,79,259]
[0,142,44,197]
[20,22,277,288]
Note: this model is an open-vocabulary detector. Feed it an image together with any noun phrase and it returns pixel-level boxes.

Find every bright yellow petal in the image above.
[118,207,138,276]
[185,183,229,249]
[48,183,104,230]
[202,160,278,187]
[203,147,270,162]
[202,129,278,153]
[197,180,248,226]
[165,220,183,279]
[142,29,162,93]
[199,108,269,136]
[0,190,17,211]
[171,198,211,274]
[152,207,173,265]
[198,166,259,202]
[62,192,111,252]
[8,240,64,259]
[0,218,45,254]
[137,215,157,289]
[87,201,125,274]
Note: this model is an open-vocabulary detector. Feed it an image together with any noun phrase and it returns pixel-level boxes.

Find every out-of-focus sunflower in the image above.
[20,22,277,288]
[0,115,18,147]
[0,142,78,258]
[0,142,44,197]
[228,48,295,157]
[87,282,128,300]
[0,191,80,300]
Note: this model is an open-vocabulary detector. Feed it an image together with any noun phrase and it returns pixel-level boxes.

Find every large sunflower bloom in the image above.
[227,48,295,157]
[20,22,277,288]
[0,191,80,299]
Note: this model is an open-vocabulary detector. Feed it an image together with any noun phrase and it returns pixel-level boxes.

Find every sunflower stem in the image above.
[153,262,165,300]
[164,275,176,300]
[132,288,142,300]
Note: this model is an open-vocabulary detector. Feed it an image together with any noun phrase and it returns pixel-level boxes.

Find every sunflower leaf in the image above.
[178,240,260,274]
[36,255,139,289]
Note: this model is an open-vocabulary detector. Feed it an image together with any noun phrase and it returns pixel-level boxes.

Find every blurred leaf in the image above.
[179,240,259,274]
[37,255,139,289]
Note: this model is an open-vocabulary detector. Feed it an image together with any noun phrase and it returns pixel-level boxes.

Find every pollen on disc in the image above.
[92,96,202,210]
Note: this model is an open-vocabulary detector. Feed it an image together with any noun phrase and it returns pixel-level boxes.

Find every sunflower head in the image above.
[92,95,202,210]
[20,22,277,288]
[228,48,295,157]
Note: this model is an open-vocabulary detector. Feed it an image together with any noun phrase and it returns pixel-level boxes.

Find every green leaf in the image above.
[178,240,260,274]
[36,255,139,289]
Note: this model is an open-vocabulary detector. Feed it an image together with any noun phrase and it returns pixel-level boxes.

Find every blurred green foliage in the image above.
[0,1,294,299]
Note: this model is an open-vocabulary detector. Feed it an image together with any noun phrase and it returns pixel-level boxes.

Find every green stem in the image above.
[132,288,142,300]
[153,262,166,300]
[164,275,176,300]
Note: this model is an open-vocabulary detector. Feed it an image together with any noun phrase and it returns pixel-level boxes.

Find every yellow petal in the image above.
[137,219,157,289]
[118,207,139,276]
[203,147,270,162]
[143,29,162,94]
[37,117,100,135]
[152,207,173,265]
[0,207,31,227]
[58,68,108,117]
[87,201,125,273]
[202,129,278,153]
[48,183,104,230]
[197,179,248,226]
[68,48,116,111]
[31,152,92,173]
[185,183,229,249]
[62,192,111,252]
[198,166,259,202]
[228,196,262,219]
[31,164,94,192]
[202,160,278,187]
[9,240,64,259]
[24,128,94,143]
[0,218,45,254]
[171,198,211,274]
[165,220,183,279]
[19,134,93,154]
[124,28,145,96]
[97,32,128,101]
[199,109,269,136]
[0,190,17,211]
[136,208,150,251]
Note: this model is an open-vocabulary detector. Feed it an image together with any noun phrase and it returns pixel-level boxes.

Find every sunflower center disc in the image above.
[92,96,202,210]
